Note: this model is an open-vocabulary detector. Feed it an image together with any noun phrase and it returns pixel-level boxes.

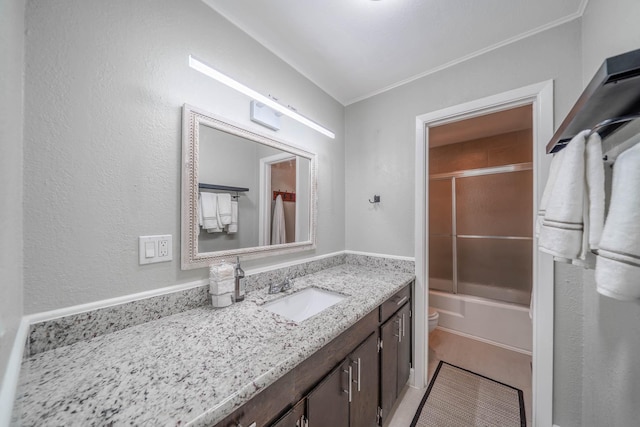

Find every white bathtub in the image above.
[429,289,532,354]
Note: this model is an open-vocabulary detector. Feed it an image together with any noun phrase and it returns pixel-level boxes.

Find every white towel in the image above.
[209,263,235,296]
[200,192,223,232]
[217,193,232,225]
[226,200,238,234]
[209,263,234,282]
[536,145,563,237]
[211,278,235,295]
[595,141,640,300]
[271,194,286,245]
[538,130,605,266]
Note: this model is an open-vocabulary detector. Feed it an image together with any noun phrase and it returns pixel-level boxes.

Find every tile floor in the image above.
[385,328,532,426]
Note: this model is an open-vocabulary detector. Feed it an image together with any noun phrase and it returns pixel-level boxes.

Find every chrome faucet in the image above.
[268,276,292,294]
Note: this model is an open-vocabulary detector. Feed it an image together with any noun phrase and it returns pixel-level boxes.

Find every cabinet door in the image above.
[349,332,379,427]
[270,399,306,427]
[307,361,350,427]
[397,303,411,396]
[380,315,400,422]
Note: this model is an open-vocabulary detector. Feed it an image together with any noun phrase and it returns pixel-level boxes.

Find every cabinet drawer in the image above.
[379,284,411,323]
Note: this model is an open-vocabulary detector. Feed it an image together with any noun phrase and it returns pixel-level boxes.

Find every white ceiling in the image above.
[203,0,586,105]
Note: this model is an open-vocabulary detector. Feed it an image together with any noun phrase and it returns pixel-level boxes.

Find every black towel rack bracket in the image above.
[547,48,640,154]
[198,183,248,199]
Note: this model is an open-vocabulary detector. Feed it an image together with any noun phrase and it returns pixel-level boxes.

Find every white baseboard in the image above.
[0,318,29,427]
[436,326,533,356]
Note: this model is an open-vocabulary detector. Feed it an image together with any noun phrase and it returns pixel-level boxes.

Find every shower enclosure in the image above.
[429,127,533,306]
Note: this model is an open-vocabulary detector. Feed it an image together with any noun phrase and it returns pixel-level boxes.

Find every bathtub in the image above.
[429,288,532,354]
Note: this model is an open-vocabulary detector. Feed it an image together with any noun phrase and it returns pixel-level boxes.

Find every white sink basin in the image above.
[263,287,346,322]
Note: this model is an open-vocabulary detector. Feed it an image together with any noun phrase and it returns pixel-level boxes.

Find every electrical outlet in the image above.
[139,235,172,265]
[158,239,169,257]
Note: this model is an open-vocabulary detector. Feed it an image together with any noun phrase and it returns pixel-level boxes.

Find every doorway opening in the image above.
[414,81,554,426]
[259,154,301,246]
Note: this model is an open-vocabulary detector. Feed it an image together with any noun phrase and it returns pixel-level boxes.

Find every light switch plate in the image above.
[139,235,172,265]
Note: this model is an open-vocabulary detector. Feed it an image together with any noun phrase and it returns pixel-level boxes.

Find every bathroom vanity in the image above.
[222,282,413,427]
[14,263,414,426]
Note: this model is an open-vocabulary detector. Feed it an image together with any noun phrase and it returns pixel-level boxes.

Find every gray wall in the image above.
[573,1,640,426]
[345,20,587,426]
[0,0,25,388]
[345,21,582,255]
[198,125,260,251]
[23,0,345,314]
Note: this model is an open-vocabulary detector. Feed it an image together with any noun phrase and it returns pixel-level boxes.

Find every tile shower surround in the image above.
[26,253,414,356]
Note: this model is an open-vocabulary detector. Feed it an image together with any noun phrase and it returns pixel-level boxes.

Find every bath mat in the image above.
[411,361,525,427]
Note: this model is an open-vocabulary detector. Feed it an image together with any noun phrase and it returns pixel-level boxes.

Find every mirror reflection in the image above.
[197,124,311,252]
[181,105,317,269]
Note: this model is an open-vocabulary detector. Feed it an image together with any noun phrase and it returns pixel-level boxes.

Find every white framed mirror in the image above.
[181,104,317,269]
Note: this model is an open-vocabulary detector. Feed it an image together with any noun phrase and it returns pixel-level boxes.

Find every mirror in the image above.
[181,104,317,269]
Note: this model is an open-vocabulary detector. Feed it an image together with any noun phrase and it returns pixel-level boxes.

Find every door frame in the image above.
[258,153,298,246]
[414,81,554,426]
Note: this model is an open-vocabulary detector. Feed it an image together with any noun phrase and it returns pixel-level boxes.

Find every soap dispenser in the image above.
[234,256,245,302]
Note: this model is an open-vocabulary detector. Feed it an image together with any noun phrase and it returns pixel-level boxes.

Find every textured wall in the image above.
[581,0,640,84]
[576,1,640,426]
[552,262,584,426]
[344,20,586,426]
[345,21,582,256]
[0,0,25,387]
[23,0,345,313]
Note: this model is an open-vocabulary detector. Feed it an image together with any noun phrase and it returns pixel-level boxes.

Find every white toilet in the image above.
[428,308,439,333]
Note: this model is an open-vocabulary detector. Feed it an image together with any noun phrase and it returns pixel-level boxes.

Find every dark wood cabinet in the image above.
[270,399,306,427]
[380,312,400,420]
[396,303,411,397]
[307,361,350,427]
[350,333,379,427]
[301,332,380,427]
[380,301,411,423]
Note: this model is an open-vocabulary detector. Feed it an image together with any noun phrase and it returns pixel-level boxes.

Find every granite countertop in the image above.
[14,264,414,426]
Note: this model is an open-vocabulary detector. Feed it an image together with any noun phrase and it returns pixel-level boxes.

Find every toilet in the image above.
[428,308,439,333]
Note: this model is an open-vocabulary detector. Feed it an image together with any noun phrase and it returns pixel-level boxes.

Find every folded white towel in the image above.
[210,263,234,282]
[585,132,605,252]
[211,278,235,295]
[201,192,222,232]
[538,130,605,266]
[536,146,563,237]
[538,131,588,259]
[217,193,232,226]
[595,141,640,300]
[211,293,233,308]
[271,194,286,245]
[226,200,238,234]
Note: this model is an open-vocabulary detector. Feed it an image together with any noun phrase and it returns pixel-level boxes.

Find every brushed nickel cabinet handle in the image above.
[342,366,353,402]
[357,357,361,392]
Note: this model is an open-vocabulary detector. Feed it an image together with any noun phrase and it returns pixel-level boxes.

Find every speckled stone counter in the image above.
[13,263,414,426]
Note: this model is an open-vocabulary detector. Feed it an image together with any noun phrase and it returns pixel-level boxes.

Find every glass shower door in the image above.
[428,178,454,293]
[455,169,533,305]
[428,166,533,306]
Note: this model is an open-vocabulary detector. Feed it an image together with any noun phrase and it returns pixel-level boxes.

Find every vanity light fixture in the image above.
[188,55,335,139]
